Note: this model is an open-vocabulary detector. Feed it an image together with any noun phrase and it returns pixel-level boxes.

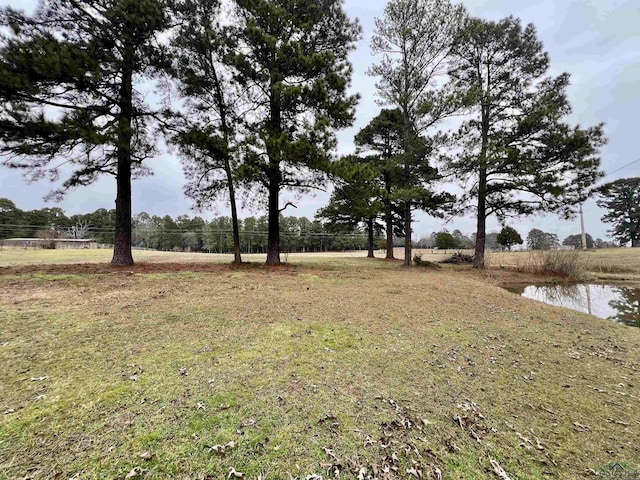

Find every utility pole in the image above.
[580,203,587,250]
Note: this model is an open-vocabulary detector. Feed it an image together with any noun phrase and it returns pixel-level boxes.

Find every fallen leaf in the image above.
[431,466,442,480]
[125,467,144,479]
[489,458,511,480]
[357,466,367,480]
[516,432,533,450]
[206,441,237,455]
[406,467,422,478]
[573,422,590,431]
[322,447,338,461]
[140,451,153,461]
[227,467,245,478]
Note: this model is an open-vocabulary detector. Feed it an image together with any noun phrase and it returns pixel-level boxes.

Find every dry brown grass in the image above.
[1,254,640,479]
[487,248,640,282]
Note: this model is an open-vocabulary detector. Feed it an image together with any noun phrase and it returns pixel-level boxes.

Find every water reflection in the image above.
[509,284,640,327]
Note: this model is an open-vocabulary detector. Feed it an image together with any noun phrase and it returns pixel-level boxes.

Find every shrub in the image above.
[441,252,474,264]
[41,239,57,249]
[36,229,59,249]
[413,254,441,268]
[512,250,586,278]
[541,250,586,278]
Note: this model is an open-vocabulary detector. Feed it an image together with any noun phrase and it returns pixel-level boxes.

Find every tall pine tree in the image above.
[0,0,172,265]
[596,177,640,247]
[229,0,361,265]
[317,156,383,258]
[448,16,606,268]
[354,109,404,259]
[369,0,465,265]
[169,0,244,264]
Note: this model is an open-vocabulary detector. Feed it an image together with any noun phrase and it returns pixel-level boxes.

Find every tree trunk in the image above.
[632,237,640,247]
[266,180,281,265]
[367,216,375,258]
[473,96,490,269]
[473,171,486,269]
[111,48,134,267]
[212,63,242,265]
[404,201,412,266]
[401,110,412,267]
[229,185,242,264]
[265,66,282,266]
[384,174,394,259]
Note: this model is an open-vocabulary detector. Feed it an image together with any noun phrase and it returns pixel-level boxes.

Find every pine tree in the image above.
[596,177,640,247]
[369,0,465,266]
[448,16,606,268]
[229,0,361,265]
[317,156,383,258]
[0,0,172,265]
[496,226,523,251]
[354,109,404,259]
[169,0,243,264]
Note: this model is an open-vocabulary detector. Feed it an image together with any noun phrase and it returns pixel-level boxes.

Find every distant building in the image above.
[2,238,99,249]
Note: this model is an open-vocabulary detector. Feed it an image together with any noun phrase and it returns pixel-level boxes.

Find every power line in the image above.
[601,157,640,181]
[0,224,368,237]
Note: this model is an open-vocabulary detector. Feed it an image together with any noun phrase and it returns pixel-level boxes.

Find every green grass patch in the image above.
[1,253,639,478]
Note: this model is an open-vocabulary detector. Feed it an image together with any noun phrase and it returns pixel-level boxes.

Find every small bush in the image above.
[413,254,441,268]
[541,250,586,278]
[513,250,587,278]
[41,239,57,249]
[441,252,474,264]
[36,229,59,249]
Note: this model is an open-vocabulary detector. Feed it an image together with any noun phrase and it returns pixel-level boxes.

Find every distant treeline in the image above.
[0,198,385,253]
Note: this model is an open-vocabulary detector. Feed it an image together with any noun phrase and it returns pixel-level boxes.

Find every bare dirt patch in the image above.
[0,261,309,277]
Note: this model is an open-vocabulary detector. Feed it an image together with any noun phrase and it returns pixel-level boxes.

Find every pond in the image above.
[507,284,640,327]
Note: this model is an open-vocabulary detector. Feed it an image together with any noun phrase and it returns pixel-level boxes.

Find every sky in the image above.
[1,0,639,242]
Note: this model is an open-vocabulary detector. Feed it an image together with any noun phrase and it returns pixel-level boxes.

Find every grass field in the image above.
[1,248,640,479]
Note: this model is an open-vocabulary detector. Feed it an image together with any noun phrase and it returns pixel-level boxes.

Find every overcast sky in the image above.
[1,0,639,242]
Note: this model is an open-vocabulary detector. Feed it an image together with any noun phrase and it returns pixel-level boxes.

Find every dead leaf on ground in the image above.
[489,458,511,480]
[124,467,144,479]
[322,447,339,461]
[406,467,422,478]
[227,467,245,478]
[573,422,590,431]
[206,440,237,455]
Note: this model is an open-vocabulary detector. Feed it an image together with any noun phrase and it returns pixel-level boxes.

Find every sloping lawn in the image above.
[1,258,639,479]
